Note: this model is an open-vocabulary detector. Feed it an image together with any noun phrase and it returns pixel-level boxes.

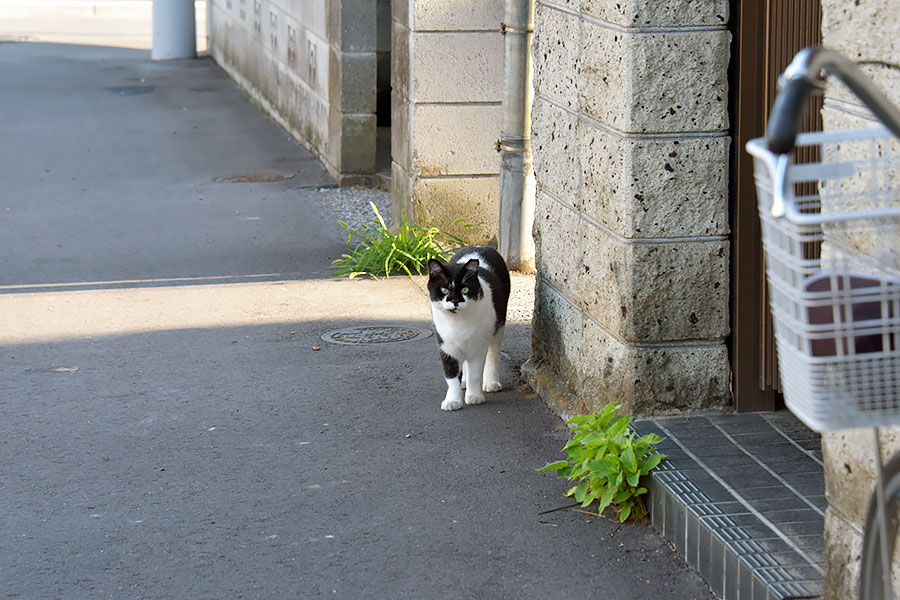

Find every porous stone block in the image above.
[340,52,377,113]
[581,0,729,27]
[579,319,729,414]
[411,104,503,176]
[822,426,900,528]
[411,31,504,103]
[531,96,581,210]
[537,0,576,14]
[579,124,730,238]
[579,223,729,342]
[533,3,580,111]
[531,277,584,386]
[824,508,862,600]
[822,427,872,527]
[529,302,730,417]
[824,70,900,123]
[411,0,504,31]
[534,190,583,299]
[579,22,730,133]
[629,240,729,342]
[412,176,500,243]
[822,0,900,65]
[577,318,633,406]
[873,426,900,463]
[628,343,730,414]
[576,225,628,337]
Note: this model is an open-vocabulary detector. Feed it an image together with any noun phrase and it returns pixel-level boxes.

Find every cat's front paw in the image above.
[465,392,486,405]
[483,380,502,393]
[442,397,464,411]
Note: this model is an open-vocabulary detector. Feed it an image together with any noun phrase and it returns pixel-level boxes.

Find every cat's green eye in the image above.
[440,287,449,295]
[461,287,469,294]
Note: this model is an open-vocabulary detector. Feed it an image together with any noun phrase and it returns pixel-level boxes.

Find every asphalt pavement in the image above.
[0,42,715,599]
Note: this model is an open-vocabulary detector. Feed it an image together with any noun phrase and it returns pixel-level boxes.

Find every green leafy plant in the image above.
[332,202,469,278]
[539,402,666,523]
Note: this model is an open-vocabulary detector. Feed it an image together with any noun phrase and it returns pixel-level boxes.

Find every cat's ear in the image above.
[463,259,480,279]
[427,259,446,280]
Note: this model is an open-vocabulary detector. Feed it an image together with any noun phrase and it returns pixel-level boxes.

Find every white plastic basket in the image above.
[748,128,900,432]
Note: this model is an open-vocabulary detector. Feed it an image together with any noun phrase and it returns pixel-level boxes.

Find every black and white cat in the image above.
[427,246,511,411]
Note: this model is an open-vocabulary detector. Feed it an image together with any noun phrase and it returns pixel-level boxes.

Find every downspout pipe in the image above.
[497,0,536,273]
[152,0,197,60]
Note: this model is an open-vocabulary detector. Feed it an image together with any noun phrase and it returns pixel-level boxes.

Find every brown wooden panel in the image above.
[730,0,821,412]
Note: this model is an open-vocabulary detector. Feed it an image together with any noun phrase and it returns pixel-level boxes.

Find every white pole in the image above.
[497,0,535,273]
[152,0,197,60]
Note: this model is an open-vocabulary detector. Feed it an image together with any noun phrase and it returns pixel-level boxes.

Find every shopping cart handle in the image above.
[766,76,816,155]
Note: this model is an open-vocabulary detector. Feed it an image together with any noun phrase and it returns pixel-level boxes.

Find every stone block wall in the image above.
[390,0,504,242]
[208,0,377,183]
[523,0,731,417]
[819,1,900,596]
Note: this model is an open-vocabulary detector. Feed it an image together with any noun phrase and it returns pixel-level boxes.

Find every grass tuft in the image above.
[332,202,470,279]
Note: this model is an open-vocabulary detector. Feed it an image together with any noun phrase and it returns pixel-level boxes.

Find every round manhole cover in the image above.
[214,171,295,183]
[321,326,433,346]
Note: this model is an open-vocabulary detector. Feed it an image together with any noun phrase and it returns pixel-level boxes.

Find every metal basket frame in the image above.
[747,48,900,433]
[750,46,900,600]
[749,130,900,432]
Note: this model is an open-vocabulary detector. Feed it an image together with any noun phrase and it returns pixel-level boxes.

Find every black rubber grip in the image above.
[766,76,816,155]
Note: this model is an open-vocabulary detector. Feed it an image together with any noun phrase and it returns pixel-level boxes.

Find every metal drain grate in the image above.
[321,326,433,346]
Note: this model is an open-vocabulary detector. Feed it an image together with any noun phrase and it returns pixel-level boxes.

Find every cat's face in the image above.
[427,258,483,314]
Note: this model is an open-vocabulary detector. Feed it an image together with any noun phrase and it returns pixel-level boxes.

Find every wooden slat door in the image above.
[731,0,822,412]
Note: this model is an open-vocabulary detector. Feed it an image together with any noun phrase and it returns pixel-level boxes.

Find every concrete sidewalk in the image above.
[0,42,714,599]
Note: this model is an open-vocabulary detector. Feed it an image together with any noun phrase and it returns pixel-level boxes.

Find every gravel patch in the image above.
[508,272,536,325]
[310,186,392,231]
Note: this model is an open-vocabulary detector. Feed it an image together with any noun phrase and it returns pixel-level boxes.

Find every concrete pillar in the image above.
[152,0,197,60]
[523,0,732,417]
[391,0,505,243]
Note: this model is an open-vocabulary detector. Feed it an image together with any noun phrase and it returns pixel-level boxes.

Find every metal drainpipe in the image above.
[497,0,535,273]
[152,0,197,60]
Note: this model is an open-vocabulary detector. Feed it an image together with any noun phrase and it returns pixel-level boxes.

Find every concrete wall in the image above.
[522,0,732,418]
[820,1,900,596]
[390,0,505,243]
[208,0,377,184]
